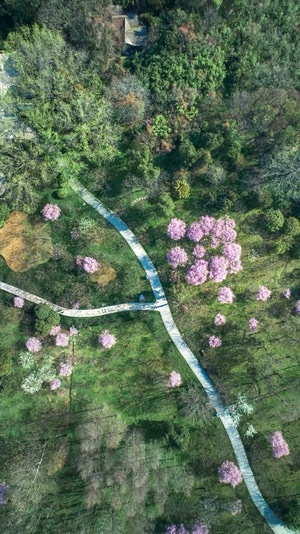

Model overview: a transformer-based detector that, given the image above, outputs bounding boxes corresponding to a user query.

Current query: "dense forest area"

[0,0,300,532]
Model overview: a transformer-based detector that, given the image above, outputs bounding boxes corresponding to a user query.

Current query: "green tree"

[263,147,300,202]
[264,209,285,233]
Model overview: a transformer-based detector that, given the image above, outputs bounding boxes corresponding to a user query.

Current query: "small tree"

[264,209,285,232]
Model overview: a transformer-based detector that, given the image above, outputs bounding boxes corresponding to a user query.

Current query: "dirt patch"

[89,262,116,286]
[0,211,53,272]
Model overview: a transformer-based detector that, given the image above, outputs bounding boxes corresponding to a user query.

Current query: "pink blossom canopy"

[186,222,204,243]
[270,431,290,459]
[249,318,258,332]
[199,215,216,236]
[218,287,235,304]
[208,335,222,348]
[209,255,228,282]
[168,371,182,388]
[167,246,188,268]
[282,289,291,300]
[214,313,226,326]
[186,260,208,286]
[14,296,24,308]
[69,326,78,336]
[218,460,243,488]
[167,218,187,240]
[26,337,42,353]
[59,362,73,377]
[295,300,300,315]
[50,325,61,336]
[256,285,271,301]
[191,522,210,534]
[99,329,116,349]
[42,203,61,221]
[55,333,69,347]
[76,256,99,274]
[192,245,206,259]
[50,378,61,391]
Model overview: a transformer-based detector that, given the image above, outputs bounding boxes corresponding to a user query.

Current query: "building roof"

[110,6,147,47]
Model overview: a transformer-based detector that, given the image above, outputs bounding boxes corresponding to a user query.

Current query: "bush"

[264,209,285,232]
[173,179,191,200]
[157,193,174,218]
[284,217,300,236]
[35,304,60,336]
[0,350,11,376]
[273,237,293,255]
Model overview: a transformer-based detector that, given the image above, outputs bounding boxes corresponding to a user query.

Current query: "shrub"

[99,330,116,349]
[41,203,61,221]
[0,203,10,228]
[264,209,285,232]
[284,217,300,236]
[168,371,182,388]
[273,237,293,255]
[0,350,11,377]
[26,337,42,353]
[173,179,191,199]
[14,296,24,308]
[157,193,174,218]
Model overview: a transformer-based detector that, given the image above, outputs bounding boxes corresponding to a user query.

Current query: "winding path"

[0,178,292,533]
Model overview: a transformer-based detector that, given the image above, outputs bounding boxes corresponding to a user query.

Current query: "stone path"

[0,179,292,533]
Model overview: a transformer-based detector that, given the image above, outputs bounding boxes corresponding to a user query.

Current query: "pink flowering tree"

[256,285,271,301]
[191,522,209,534]
[186,260,208,285]
[14,296,24,308]
[167,218,186,240]
[218,287,235,304]
[167,246,188,268]
[270,431,290,458]
[186,222,204,242]
[295,300,300,315]
[41,204,61,221]
[208,335,222,348]
[50,378,61,391]
[282,289,291,300]
[214,313,226,326]
[59,362,73,377]
[209,256,228,283]
[99,330,116,349]
[55,333,69,347]
[199,215,216,236]
[218,460,243,488]
[69,326,78,336]
[168,371,182,387]
[76,256,99,274]
[249,318,258,332]
[165,526,177,534]
[26,337,42,353]
[50,325,61,336]
[193,245,206,259]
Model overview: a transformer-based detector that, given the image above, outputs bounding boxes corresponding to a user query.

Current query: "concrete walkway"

[0,179,292,533]
[68,178,292,534]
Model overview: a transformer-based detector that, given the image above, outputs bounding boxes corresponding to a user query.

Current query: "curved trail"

[0,179,292,533]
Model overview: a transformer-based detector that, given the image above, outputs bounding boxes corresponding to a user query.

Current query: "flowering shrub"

[249,318,258,332]
[167,218,186,240]
[208,335,222,348]
[42,203,61,221]
[50,378,61,391]
[0,482,8,505]
[214,313,226,326]
[270,431,290,458]
[282,288,291,299]
[168,371,182,387]
[14,296,24,308]
[59,362,73,377]
[21,372,43,394]
[55,333,69,347]
[186,222,204,242]
[256,285,271,301]
[19,351,35,369]
[167,246,188,268]
[50,325,61,336]
[99,330,116,349]
[209,255,228,282]
[218,460,243,488]
[192,245,206,259]
[69,326,78,336]
[76,255,99,273]
[26,337,42,353]
[186,260,208,285]
[218,287,235,304]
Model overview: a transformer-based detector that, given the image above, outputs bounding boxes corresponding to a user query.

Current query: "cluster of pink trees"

[99,330,116,349]
[41,204,61,221]
[165,521,209,534]
[218,460,243,488]
[166,216,242,286]
[168,371,182,387]
[25,337,42,353]
[270,431,290,458]
[76,255,99,274]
